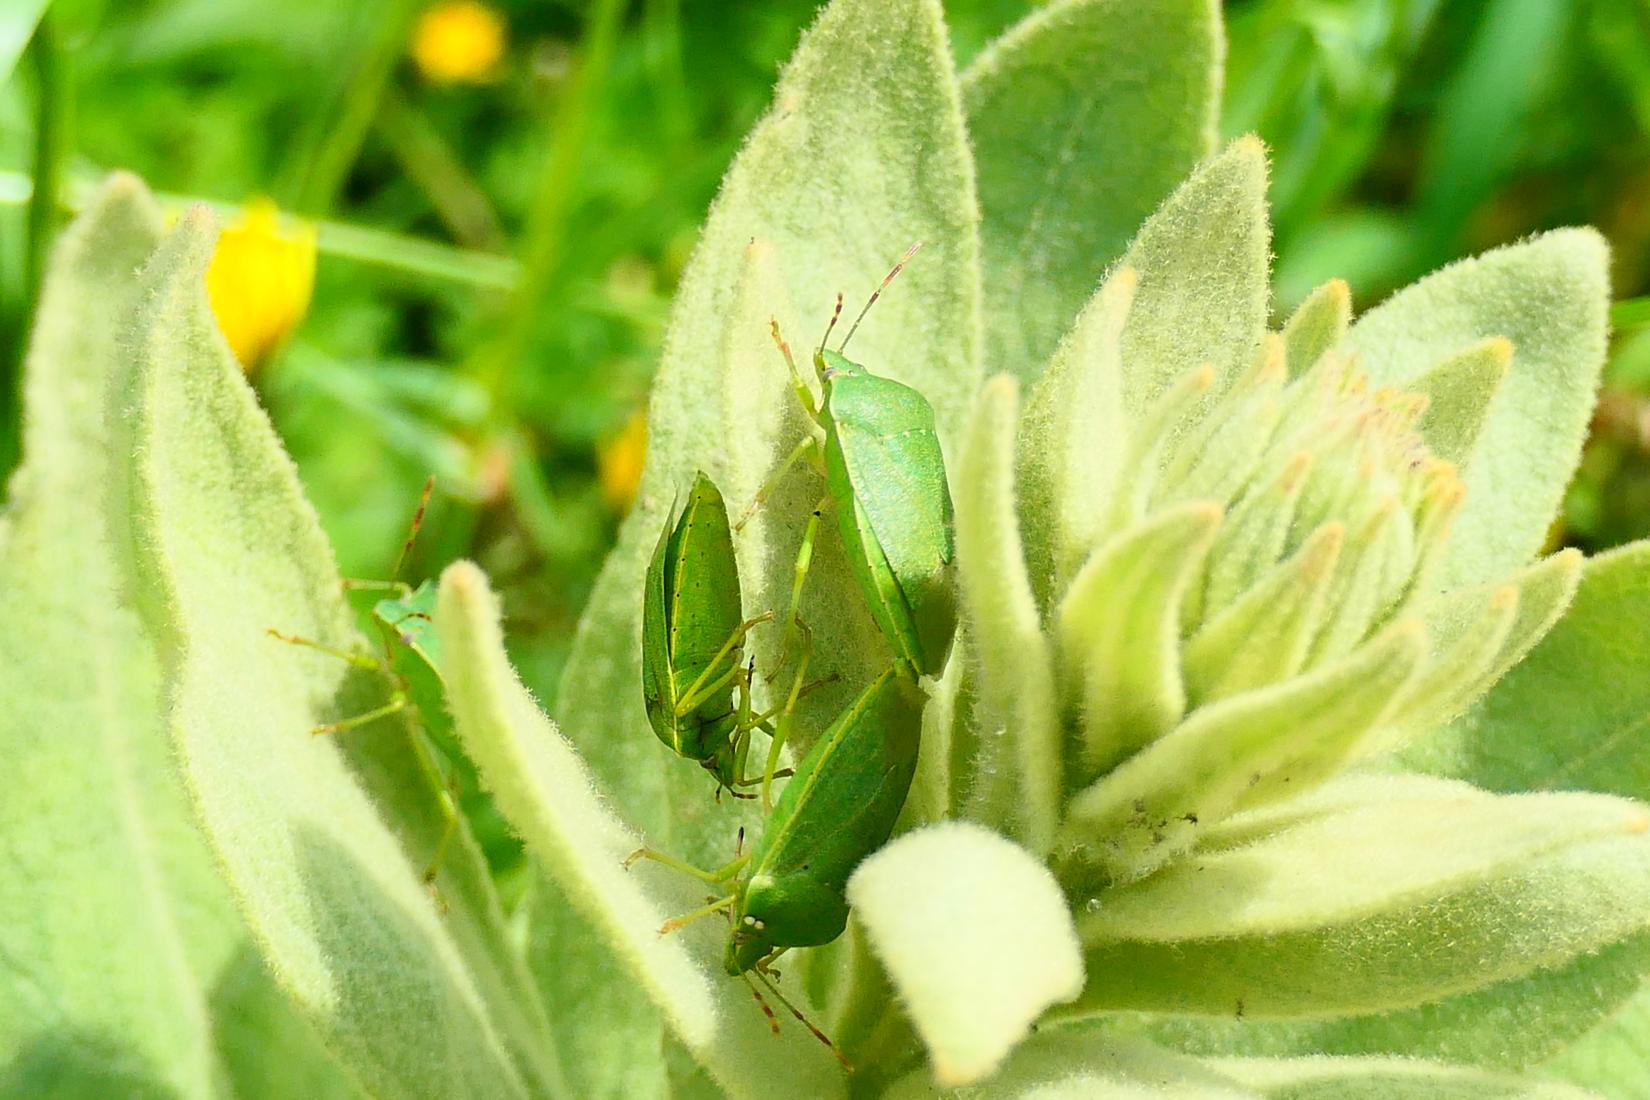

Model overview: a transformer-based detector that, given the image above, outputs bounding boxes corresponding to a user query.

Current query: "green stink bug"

[643,470,828,798]
[643,471,767,795]
[267,477,488,889]
[626,661,923,1058]
[750,247,957,682]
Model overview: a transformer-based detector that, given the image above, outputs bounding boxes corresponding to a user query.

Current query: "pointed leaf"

[436,562,847,1100]
[0,176,226,1100]
[883,1032,1258,1099]
[955,377,1061,852]
[1281,279,1351,377]
[1060,620,1426,882]
[1410,337,1512,465]
[962,0,1219,382]
[114,211,538,1100]
[1070,775,1650,1018]
[1057,502,1223,777]
[1214,1056,1602,1099]
[1116,136,1272,415]
[557,0,980,874]
[1016,267,1135,607]
[847,823,1082,1087]
[1183,521,1341,704]
[1346,230,1609,587]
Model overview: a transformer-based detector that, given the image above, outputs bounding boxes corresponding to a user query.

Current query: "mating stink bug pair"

[633,251,958,1058]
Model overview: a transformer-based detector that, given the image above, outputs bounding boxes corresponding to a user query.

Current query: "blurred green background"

[6,0,1650,708]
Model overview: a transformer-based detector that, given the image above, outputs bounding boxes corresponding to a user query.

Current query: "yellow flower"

[412,0,506,85]
[205,198,316,371]
[598,410,648,513]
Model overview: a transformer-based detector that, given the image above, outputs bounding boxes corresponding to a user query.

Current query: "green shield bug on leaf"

[747,245,957,681]
[643,470,798,797]
[266,477,476,889]
[626,661,923,1063]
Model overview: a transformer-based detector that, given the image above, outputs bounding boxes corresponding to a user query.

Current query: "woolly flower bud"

[204,198,315,371]
[976,273,1580,887]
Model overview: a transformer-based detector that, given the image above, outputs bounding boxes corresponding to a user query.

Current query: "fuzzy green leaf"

[1544,987,1650,1099]
[1115,136,1272,415]
[523,882,671,1100]
[883,1032,1258,1099]
[1281,279,1352,378]
[1016,267,1135,608]
[847,823,1082,1086]
[2,176,222,1099]
[556,0,980,872]
[0,176,354,1099]
[1409,337,1512,466]
[1417,542,1649,795]
[435,562,847,1100]
[1069,775,1650,1019]
[1346,230,1610,589]
[1143,928,1650,1074]
[955,377,1061,852]
[1212,1056,1602,1099]
[962,0,1220,382]
[1056,502,1223,778]
[1404,541,1650,1092]
[113,210,547,1100]
[1060,620,1425,882]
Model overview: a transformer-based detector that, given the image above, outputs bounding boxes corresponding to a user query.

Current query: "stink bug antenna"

[817,293,845,355]
[838,240,922,354]
[390,475,436,582]
[743,976,782,1036]
[751,966,851,1068]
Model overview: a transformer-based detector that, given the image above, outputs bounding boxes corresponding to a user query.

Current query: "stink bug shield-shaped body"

[758,247,958,680]
[724,662,923,973]
[817,349,955,678]
[642,472,761,791]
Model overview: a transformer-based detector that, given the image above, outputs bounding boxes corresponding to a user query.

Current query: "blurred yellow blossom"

[597,410,648,513]
[205,198,316,371]
[412,1,506,85]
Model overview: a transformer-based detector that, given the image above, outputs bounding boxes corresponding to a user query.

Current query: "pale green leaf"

[955,377,1061,853]
[1060,620,1425,883]
[0,174,225,1100]
[1409,337,1512,466]
[1069,775,1650,1018]
[1405,542,1650,1091]
[523,883,669,1100]
[556,0,980,873]
[1213,1055,1602,1099]
[1384,549,1581,749]
[1015,267,1135,608]
[1281,279,1351,378]
[1415,542,1649,795]
[1056,502,1223,778]
[0,175,355,1099]
[847,823,1083,1087]
[1115,136,1272,415]
[1544,984,1650,1099]
[1143,929,1650,1073]
[962,0,1220,382]
[434,562,847,1100]
[114,211,540,1100]
[882,1031,1258,1099]
[1346,230,1610,588]
[1131,792,1650,1071]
